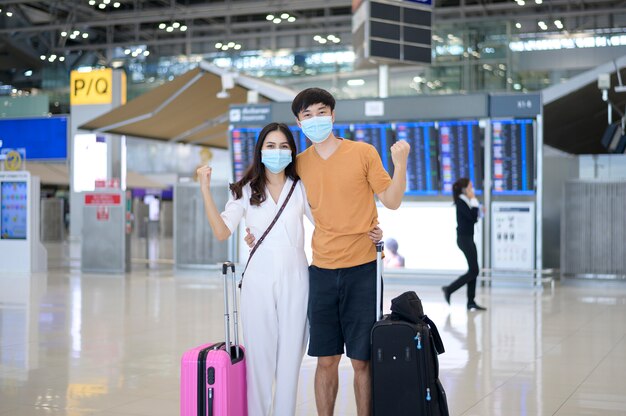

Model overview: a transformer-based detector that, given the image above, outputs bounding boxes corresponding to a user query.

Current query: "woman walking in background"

[442,177,487,311]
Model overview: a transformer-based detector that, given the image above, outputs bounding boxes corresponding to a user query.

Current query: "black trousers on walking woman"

[448,234,479,304]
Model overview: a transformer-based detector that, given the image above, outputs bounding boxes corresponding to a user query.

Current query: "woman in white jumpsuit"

[197,123,381,416]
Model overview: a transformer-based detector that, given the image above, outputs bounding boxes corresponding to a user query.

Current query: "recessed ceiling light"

[166,27,174,32]
[143,50,150,56]
[273,18,281,24]
[40,55,46,60]
[103,0,111,4]
[515,22,521,29]
[124,48,131,54]
[59,56,65,62]
[159,23,166,29]
[287,16,296,22]
[180,25,187,31]
[113,2,120,7]
[89,0,96,5]
[215,42,223,48]
[82,33,88,38]
[6,11,13,17]
[281,13,289,19]
[61,31,67,37]
[172,22,180,29]
[234,44,241,50]
[228,42,235,47]
[98,3,105,9]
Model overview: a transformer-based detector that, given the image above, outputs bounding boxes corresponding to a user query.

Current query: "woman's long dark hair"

[452,177,470,204]
[229,123,299,206]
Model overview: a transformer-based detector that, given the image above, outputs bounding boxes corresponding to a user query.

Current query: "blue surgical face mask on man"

[261,149,292,174]
[300,116,333,144]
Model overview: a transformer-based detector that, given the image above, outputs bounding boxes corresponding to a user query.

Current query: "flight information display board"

[438,121,484,194]
[492,119,534,194]
[353,123,393,169]
[231,120,489,197]
[231,127,261,181]
[395,122,439,195]
[289,126,305,153]
[1,181,28,240]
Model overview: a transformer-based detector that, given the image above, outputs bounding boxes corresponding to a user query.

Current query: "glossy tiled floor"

[1,242,626,415]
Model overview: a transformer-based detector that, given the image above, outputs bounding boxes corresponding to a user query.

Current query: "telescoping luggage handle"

[376,242,384,321]
[222,262,240,360]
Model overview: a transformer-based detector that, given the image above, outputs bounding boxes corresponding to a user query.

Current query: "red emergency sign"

[84,194,121,205]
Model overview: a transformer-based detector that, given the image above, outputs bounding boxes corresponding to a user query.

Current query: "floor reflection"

[1,245,626,415]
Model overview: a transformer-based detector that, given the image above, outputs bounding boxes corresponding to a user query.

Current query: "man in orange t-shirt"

[293,88,410,416]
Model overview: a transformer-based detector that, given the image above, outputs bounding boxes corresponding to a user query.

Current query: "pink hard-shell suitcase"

[181,262,247,416]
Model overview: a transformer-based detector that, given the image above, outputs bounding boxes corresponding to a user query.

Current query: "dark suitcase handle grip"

[222,262,235,275]
[376,242,384,253]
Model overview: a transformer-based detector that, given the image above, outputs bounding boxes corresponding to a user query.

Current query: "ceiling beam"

[53,25,353,52]
[0,0,351,34]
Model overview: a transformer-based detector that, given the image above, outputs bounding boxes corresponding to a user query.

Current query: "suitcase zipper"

[208,387,214,416]
[416,327,429,414]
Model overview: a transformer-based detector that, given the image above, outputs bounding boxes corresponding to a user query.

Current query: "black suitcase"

[371,243,449,416]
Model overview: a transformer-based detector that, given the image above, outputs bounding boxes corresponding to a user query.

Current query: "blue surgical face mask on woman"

[261,149,292,173]
[300,116,333,144]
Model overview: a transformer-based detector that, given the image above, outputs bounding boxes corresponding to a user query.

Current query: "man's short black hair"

[291,88,336,118]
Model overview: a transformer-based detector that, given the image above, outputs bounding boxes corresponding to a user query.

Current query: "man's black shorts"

[307,260,377,361]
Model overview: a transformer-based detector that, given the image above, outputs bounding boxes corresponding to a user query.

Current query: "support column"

[378,64,389,98]
[69,69,127,239]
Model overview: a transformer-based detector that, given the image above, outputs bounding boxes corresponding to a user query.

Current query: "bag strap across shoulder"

[239,179,299,287]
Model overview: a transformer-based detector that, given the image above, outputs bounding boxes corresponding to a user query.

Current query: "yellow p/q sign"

[70,69,113,105]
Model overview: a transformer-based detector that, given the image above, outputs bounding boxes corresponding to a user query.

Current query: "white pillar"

[378,64,389,98]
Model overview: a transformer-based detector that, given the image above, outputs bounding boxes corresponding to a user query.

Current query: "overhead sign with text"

[229,105,272,126]
[70,69,113,105]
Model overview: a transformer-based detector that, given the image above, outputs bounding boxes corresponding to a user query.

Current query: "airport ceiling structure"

[2,0,626,154]
[1,0,626,89]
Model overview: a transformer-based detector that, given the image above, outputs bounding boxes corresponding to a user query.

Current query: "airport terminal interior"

[1,0,626,415]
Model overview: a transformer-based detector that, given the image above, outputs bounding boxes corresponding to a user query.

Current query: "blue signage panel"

[403,0,433,5]
[0,117,68,160]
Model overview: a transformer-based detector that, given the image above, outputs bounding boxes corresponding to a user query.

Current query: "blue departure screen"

[492,119,534,195]
[438,120,484,194]
[231,127,261,182]
[0,117,68,160]
[395,122,439,195]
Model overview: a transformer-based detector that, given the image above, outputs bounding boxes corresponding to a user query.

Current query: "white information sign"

[491,201,535,270]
